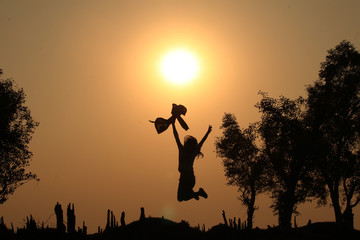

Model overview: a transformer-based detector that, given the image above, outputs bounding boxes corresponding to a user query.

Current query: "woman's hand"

[199,124,212,148]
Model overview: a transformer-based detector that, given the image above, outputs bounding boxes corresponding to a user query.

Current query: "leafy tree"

[0,77,39,204]
[216,113,266,229]
[307,40,360,229]
[256,92,321,229]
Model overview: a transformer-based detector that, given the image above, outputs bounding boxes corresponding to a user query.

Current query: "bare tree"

[256,93,320,229]
[0,77,39,204]
[307,40,360,229]
[216,113,266,229]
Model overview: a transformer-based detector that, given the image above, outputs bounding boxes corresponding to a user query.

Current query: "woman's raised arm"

[172,122,183,149]
[198,125,212,149]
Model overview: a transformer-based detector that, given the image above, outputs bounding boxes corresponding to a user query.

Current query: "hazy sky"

[1,0,360,233]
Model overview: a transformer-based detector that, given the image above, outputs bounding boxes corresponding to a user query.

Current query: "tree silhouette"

[0,77,39,204]
[256,92,320,229]
[307,40,360,229]
[216,113,266,229]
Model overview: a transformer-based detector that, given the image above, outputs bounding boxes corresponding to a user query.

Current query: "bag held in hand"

[150,104,189,134]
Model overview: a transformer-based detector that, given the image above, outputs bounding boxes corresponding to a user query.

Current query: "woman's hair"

[184,135,204,158]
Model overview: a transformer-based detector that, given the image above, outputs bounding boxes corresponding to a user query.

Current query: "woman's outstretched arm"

[198,125,212,149]
[172,122,183,149]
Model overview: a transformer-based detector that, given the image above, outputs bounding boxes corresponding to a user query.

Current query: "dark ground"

[1,218,359,240]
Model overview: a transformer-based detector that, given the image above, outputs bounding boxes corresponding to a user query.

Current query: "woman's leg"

[177,171,197,201]
[197,188,208,199]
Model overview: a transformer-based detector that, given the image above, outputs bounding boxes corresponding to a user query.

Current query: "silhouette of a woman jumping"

[172,121,212,201]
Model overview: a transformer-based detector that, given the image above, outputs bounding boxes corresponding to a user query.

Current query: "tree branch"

[350,196,360,208]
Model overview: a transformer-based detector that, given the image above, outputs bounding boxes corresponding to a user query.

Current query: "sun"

[160,49,199,84]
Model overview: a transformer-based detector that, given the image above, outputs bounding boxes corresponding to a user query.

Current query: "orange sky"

[1,0,360,233]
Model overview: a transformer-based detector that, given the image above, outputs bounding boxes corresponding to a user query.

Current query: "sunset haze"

[1,0,360,233]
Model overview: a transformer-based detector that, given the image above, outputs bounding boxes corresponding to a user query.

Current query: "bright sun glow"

[160,49,199,84]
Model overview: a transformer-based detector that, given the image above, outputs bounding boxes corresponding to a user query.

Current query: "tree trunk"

[278,204,294,229]
[278,190,296,229]
[341,184,356,230]
[246,186,257,230]
[342,206,354,230]
[328,182,342,224]
[247,202,254,229]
